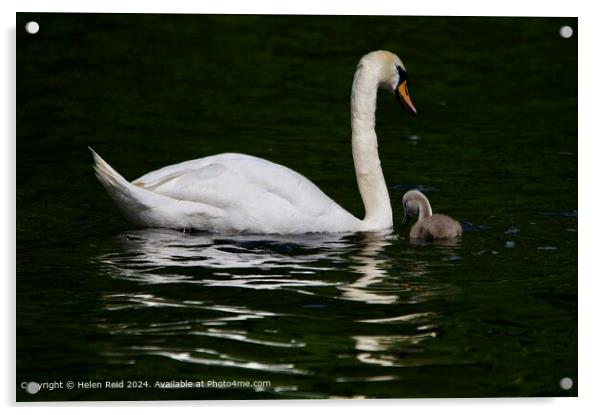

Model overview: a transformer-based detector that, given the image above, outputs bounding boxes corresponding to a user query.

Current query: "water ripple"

[93,228,459,390]
[150,350,308,375]
[191,328,306,348]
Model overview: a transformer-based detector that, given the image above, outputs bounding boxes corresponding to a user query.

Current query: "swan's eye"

[396,65,408,84]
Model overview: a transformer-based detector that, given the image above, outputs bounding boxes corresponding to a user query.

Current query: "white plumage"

[92,50,416,234]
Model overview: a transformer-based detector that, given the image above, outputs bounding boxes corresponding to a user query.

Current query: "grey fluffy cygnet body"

[402,190,462,241]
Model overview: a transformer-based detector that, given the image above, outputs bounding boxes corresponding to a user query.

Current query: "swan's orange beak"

[396,80,417,115]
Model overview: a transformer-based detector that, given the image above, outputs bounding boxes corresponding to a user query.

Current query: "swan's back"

[134,153,335,214]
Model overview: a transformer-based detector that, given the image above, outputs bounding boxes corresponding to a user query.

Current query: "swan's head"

[401,190,430,223]
[359,50,417,115]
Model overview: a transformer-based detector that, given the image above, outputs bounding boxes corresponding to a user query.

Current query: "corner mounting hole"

[25,21,39,34]
[560,377,573,390]
[559,25,573,38]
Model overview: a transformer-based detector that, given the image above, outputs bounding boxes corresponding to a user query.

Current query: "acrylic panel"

[16,13,577,401]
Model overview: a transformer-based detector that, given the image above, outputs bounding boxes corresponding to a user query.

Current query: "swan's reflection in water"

[100,229,351,287]
[96,228,458,396]
[339,231,398,304]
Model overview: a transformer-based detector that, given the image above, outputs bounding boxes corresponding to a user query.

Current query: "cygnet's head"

[402,190,432,223]
[358,50,417,115]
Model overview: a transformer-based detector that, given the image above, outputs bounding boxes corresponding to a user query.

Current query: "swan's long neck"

[351,64,393,230]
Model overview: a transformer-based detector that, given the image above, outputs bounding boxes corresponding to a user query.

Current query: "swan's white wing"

[132,153,250,188]
[131,153,360,233]
[135,154,335,214]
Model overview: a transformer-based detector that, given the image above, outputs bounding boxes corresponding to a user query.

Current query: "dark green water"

[17,14,577,400]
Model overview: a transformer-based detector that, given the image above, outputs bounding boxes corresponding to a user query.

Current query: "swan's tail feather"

[89,147,151,220]
[90,148,225,230]
[90,147,128,190]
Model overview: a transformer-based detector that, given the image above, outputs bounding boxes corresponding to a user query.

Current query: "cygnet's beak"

[396,80,417,115]
[401,205,409,225]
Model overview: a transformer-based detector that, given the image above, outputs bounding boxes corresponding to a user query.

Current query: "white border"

[11,0,581,16]
[3,1,600,414]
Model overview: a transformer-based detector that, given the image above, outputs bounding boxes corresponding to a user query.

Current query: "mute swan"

[92,50,417,234]
[402,190,462,241]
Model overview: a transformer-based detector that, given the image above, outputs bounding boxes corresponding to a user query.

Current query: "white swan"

[91,50,417,234]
